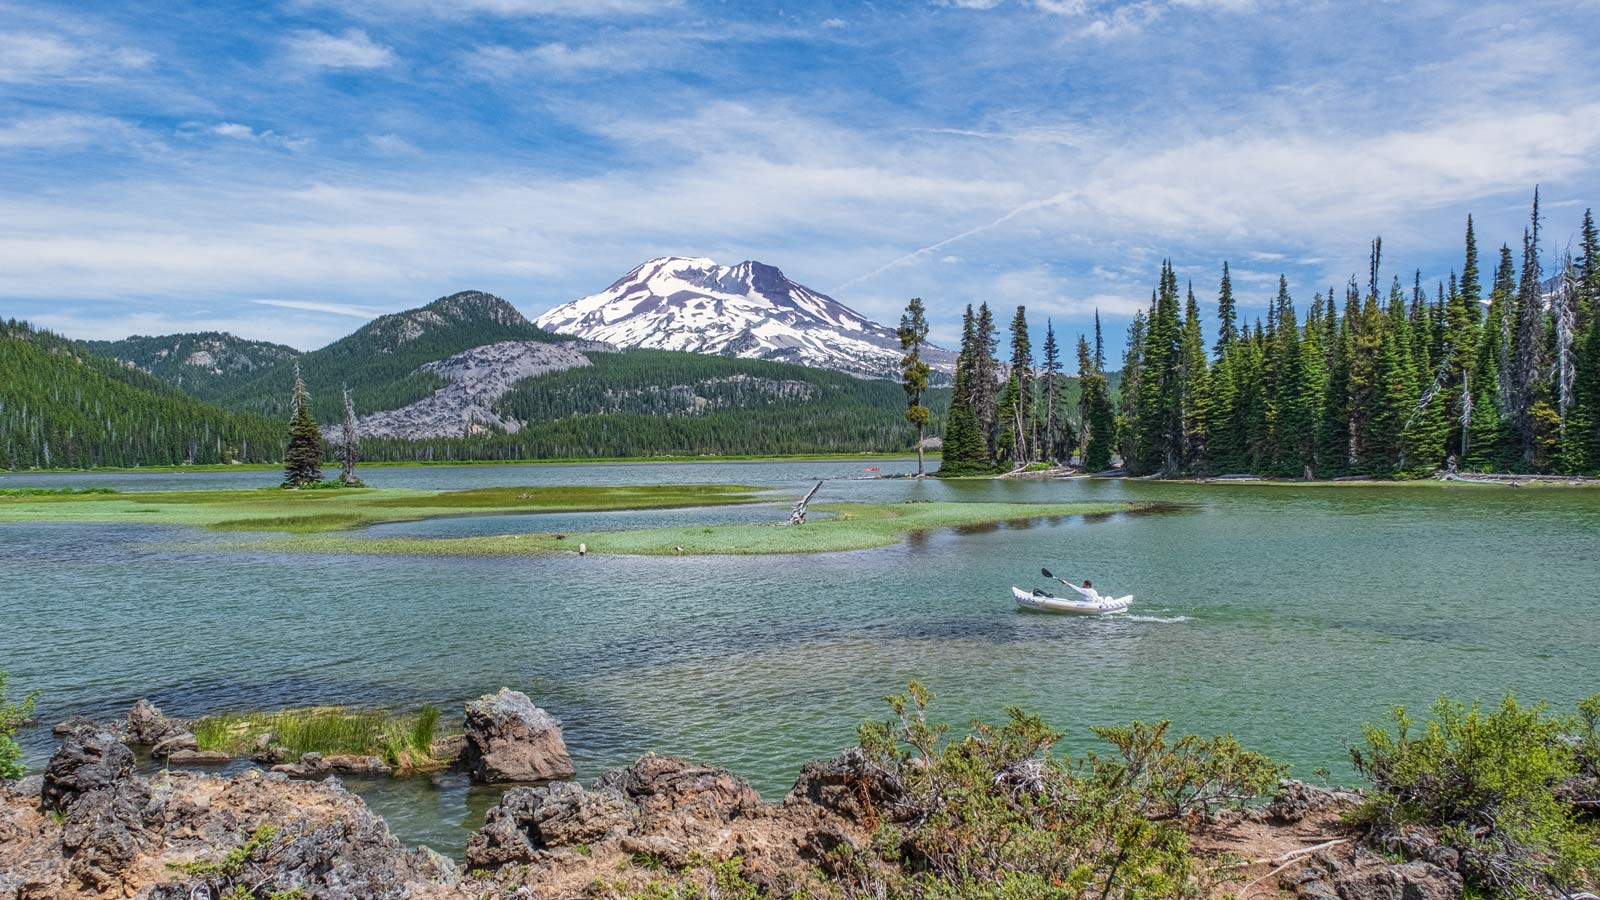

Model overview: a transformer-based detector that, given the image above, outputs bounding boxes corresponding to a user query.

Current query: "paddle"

[1041,567,1068,584]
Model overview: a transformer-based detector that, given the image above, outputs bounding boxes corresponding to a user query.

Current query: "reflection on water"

[3,462,1598,858]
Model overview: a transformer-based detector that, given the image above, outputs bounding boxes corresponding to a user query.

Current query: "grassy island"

[255,499,1137,556]
[0,483,770,532]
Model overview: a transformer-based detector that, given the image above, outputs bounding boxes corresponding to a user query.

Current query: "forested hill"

[355,349,953,462]
[85,332,299,402]
[0,320,282,469]
[213,291,560,421]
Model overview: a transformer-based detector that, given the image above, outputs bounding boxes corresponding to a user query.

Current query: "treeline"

[0,320,283,469]
[942,192,1600,478]
[938,302,1117,475]
[356,393,950,462]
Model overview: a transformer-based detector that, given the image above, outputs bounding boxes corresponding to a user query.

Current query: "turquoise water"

[3,459,1598,856]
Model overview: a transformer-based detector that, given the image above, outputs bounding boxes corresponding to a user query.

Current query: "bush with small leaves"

[1352,694,1600,898]
[0,671,38,780]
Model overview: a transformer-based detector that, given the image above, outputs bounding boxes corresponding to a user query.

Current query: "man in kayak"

[1057,578,1103,603]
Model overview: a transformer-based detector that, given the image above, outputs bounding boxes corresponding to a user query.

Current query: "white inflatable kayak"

[1012,586,1133,615]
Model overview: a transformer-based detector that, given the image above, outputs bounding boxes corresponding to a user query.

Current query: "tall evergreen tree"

[1077,334,1115,472]
[1214,261,1236,357]
[938,306,988,475]
[1511,189,1550,466]
[283,363,324,487]
[1040,319,1062,461]
[1179,281,1210,470]
[1004,305,1033,461]
[897,298,933,476]
[973,303,1001,462]
[1118,311,1146,467]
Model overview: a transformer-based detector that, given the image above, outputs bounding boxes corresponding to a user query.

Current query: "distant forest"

[941,191,1600,478]
[0,321,283,469]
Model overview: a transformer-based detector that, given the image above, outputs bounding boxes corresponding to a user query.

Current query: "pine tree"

[1040,320,1062,462]
[338,384,362,486]
[1118,311,1146,467]
[1511,189,1550,467]
[1134,263,1183,475]
[1179,281,1210,470]
[897,298,933,476]
[1077,333,1115,472]
[283,363,324,487]
[973,303,1000,462]
[1006,305,1032,461]
[938,306,988,476]
[1214,261,1236,357]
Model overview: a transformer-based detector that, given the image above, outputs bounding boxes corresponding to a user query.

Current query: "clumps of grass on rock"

[1351,693,1600,898]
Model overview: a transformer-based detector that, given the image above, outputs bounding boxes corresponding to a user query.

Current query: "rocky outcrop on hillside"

[339,340,614,440]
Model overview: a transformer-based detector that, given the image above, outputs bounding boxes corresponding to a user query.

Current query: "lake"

[3,458,1598,856]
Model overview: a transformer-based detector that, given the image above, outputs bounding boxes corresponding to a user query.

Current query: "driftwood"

[1235,838,1349,898]
[789,481,823,525]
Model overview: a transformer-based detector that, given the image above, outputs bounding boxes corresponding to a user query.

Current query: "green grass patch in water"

[0,483,768,533]
[192,705,449,770]
[257,499,1139,557]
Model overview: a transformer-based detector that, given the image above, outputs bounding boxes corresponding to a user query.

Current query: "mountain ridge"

[536,256,955,380]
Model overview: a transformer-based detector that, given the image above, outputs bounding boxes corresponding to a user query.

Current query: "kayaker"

[1057,577,1103,603]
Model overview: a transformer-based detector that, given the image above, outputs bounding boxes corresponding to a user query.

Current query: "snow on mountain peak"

[536,257,953,380]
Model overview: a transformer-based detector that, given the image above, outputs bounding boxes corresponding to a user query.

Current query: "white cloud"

[285,29,395,70]
[254,299,388,318]
[0,31,151,83]
[296,0,680,18]
[368,133,420,155]
[0,114,135,150]
[821,18,847,29]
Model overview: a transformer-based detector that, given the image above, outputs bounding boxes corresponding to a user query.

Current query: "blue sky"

[2,0,1597,355]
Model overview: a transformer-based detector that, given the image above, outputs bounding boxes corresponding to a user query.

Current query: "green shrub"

[1,671,38,780]
[177,824,307,899]
[837,681,1280,900]
[1352,694,1600,898]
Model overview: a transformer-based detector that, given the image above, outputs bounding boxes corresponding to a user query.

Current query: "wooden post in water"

[789,481,823,525]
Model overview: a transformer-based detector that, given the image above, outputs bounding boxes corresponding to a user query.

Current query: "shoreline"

[0,452,928,477]
[7,688,1591,899]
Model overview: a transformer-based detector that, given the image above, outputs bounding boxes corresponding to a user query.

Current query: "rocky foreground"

[0,725,1480,900]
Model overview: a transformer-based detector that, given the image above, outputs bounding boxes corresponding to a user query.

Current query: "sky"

[2,0,1598,356]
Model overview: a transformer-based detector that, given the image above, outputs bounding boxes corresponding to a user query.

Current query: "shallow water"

[4,459,1598,857]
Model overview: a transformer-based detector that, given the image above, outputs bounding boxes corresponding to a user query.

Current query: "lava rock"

[468,780,637,868]
[461,688,575,784]
[166,749,231,766]
[1267,779,1363,824]
[788,747,903,822]
[42,726,135,811]
[1333,860,1463,900]
[599,753,763,829]
[124,699,190,747]
[150,731,200,758]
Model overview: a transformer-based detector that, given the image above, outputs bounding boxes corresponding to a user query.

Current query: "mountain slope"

[356,348,951,461]
[535,257,956,380]
[214,291,560,421]
[0,321,281,469]
[85,332,300,402]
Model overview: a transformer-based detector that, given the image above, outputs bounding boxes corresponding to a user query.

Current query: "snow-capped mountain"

[535,257,955,380]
